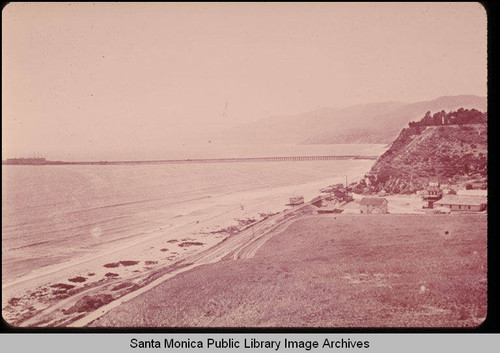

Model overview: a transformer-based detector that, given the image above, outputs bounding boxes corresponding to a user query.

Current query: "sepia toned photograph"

[2,2,487,328]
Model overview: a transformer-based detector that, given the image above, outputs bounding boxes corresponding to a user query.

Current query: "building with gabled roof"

[359,197,388,214]
[434,195,487,212]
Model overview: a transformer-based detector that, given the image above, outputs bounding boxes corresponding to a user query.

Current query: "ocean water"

[2,145,384,282]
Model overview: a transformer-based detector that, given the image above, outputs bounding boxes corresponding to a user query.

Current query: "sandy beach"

[2,163,372,327]
[2,159,488,328]
[5,154,484,327]
[88,213,487,328]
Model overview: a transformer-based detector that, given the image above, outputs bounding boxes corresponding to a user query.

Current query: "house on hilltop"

[359,197,388,214]
[434,195,487,212]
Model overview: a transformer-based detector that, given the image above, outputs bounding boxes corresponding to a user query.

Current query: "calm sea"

[2,144,385,281]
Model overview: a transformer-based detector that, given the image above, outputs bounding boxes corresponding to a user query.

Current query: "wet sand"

[3,175,361,327]
[88,214,487,328]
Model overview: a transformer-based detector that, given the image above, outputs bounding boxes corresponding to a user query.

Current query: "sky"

[2,2,487,161]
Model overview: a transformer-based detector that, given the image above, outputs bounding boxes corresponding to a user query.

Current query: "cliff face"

[358,123,487,194]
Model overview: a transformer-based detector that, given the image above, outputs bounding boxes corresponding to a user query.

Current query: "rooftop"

[437,195,487,206]
[456,189,487,197]
[359,197,387,206]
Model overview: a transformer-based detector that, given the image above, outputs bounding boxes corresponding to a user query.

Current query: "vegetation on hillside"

[354,108,487,194]
[408,108,487,128]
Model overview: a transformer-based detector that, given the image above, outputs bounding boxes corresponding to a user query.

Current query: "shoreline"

[3,171,367,327]
[3,197,314,327]
[3,175,486,327]
[87,213,487,328]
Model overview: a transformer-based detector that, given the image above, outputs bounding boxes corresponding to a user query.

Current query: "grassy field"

[90,214,487,328]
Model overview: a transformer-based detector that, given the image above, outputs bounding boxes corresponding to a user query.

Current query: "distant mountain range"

[207,95,487,145]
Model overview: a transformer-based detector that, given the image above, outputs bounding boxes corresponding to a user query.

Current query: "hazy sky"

[2,2,487,160]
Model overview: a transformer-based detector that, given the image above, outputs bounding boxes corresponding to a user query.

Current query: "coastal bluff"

[354,108,487,194]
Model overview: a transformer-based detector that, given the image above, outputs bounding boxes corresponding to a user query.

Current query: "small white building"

[289,196,304,206]
[359,197,388,214]
[434,195,487,212]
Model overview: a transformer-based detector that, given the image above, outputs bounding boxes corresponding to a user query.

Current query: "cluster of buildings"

[420,181,487,212]
[289,180,487,216]
[288,184,353,214]
[356,180,487,215]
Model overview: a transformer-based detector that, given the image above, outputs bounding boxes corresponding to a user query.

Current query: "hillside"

[356,109,487,194]
[302,95,487,144]
[206,95,486,145]
[207,101,406,145]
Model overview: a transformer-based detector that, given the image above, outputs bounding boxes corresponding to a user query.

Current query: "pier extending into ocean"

[3,155,378,165]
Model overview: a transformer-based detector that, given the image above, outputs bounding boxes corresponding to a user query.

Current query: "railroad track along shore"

[17,201,318,327]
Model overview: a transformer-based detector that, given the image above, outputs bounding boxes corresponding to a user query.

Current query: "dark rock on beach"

[63,294,114,314]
